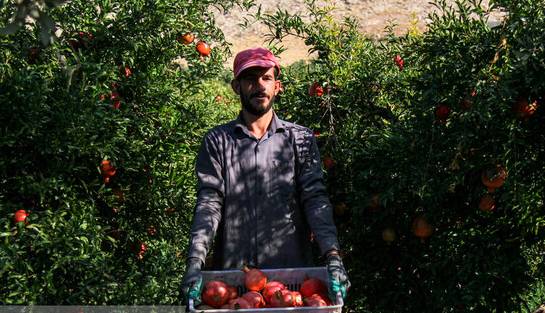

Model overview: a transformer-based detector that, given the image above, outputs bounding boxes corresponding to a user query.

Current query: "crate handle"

[336,292,344,306]
[187,298,195,312]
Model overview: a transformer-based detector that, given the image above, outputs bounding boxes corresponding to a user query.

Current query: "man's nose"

[254,78,267,90]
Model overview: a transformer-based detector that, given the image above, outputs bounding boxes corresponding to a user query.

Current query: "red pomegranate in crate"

[242,291,265,308]
[304,293,329,307]
[269,289,294,307]
[228,297,252,309]
[300,277,327,298]
[242,266,268,292]
[262,281,286,304]
[202,280,230,308]
[292,291,304,307]
[227,285,238,300]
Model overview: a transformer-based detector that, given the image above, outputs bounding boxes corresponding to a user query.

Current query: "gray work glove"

[181,257,203,308]
[326,253,351,304]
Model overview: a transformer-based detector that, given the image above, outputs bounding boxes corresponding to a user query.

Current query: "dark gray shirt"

[188,111,339,269]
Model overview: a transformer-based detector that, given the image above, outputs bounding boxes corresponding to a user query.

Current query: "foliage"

[0,0,250,304]
[257,0,545,312]
[2,0,545,311]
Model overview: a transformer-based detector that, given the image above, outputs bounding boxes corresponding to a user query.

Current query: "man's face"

[231,67,281,117]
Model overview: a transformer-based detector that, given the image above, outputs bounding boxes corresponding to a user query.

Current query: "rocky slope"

[213,0,504,65]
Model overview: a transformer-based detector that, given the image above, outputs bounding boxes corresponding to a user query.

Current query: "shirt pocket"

[267,162,297,226]
[269,159,296,202]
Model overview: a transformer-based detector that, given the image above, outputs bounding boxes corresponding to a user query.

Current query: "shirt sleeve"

[295,129,340,256]
[187,131,225,265]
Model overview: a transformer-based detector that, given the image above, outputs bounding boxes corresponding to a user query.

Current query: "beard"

[240,90,275,117]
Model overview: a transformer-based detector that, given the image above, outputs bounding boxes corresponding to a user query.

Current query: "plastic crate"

[188,267,343,313]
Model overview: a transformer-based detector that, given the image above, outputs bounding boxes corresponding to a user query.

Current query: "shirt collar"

[233,110,285,136]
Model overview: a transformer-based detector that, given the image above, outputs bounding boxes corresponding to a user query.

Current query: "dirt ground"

[213,0,503,66]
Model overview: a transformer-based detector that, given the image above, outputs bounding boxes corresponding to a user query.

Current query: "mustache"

[250,92,268,98]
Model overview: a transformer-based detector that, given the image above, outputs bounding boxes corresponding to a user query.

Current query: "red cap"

[233,47,280,79]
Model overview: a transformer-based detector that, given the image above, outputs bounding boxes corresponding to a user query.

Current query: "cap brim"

[235,60,279,78]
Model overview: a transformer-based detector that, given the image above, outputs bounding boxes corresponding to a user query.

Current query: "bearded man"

[181,47,350,307]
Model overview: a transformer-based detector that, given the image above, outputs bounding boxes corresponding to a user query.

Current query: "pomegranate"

[304,293,329,307]
[323,156,335,170]
[308,82,324,97]
[228,297,252,310]
[68,31,94,50]
[435,104,451,121]
[202,280,230,308]
[122,66,132,78]
[135,241,147,260]
[112,99,121,110]
[100,159,113,172]
[513,96,538,120]
[242,291,265,308]
[262,281,286,304]
[481,165,507,193]
[479,194,496,212]
[242,266,267,292]
[292,291,304,307]
[178,32,195,45]
[300,278,327,298]
[227,285,238,300]
[394,54,404,71]
[14,209,29,224]
[110,91,120,102]
[412,216,433,240]
[100,160,116,183]
[269,289,294,308]
[196,41,211,57]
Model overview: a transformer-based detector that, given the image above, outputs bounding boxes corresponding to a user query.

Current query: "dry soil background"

[213,0,503,66]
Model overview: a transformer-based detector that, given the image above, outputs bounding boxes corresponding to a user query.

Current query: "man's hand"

[326,252,350,304]
[181,257,203,308]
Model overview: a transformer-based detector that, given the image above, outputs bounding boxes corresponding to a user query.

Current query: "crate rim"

[201,266,328,275]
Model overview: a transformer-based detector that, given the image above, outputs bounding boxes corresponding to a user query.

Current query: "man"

[181,47,350,306]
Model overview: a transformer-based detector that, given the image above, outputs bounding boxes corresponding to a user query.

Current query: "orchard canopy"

[1,0,544,312]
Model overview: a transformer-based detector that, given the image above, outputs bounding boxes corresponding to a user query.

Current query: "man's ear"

[274,80,282,95]
[231,79,240,95]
